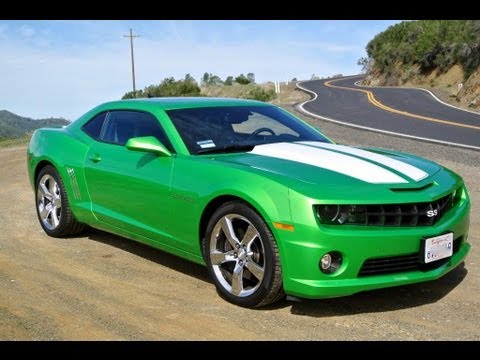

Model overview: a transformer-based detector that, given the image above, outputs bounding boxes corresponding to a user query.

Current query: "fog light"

[320,254,332,270]
[319,251,342,274]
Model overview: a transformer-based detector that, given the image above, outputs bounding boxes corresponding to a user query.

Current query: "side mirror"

[126,136,172,157]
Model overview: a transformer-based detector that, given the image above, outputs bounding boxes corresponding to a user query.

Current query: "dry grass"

[200,82,309,105]
[0,134,31,148]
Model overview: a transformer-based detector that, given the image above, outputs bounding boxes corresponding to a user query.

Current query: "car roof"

[101,97,271,111]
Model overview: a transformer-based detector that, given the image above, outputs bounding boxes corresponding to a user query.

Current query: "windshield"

[166,105,331,155]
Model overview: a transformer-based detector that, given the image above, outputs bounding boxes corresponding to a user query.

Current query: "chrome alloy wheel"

[37,174,62,230]
[210,214,265,297]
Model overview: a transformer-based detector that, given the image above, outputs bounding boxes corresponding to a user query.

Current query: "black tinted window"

[82,112,107,139]
[100,110,173,151]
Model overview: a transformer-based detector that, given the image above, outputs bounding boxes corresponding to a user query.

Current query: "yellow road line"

[324,79,480,131]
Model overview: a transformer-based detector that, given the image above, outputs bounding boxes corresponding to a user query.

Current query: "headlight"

[316,205,340,223]
[315,205,367,225]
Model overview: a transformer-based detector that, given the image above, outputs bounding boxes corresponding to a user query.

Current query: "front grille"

[355,193,455,226]
[315,189,462,227]
[358,236,462,277]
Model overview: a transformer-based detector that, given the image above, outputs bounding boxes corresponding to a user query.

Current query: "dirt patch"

[1,120,479,339]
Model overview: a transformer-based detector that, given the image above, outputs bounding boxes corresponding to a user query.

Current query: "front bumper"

[276,192,471,299]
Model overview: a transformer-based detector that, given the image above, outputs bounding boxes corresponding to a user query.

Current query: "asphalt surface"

[298,76,480,150]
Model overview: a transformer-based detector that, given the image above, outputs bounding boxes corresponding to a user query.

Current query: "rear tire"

[204,201,284,308]
[35,165,85,237]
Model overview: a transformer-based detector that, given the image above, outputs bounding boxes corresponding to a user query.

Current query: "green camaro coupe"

[27,98,471,307]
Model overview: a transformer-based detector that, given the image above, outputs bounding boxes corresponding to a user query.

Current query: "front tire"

[204,201,284,308]
[35,165,85,237]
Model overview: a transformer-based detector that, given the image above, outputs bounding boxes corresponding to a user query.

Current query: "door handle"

[88,154,102,163]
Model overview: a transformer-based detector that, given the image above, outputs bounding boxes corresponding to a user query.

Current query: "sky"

[0,20,400,120]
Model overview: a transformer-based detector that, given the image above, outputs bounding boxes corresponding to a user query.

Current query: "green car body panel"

[27,98,471,301]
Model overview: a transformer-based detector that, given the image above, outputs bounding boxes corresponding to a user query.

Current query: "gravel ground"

[0,113,478,340]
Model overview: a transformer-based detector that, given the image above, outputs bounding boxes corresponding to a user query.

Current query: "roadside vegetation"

[364,20,480,79]
[121,72,277,102]
[362,20,480,110]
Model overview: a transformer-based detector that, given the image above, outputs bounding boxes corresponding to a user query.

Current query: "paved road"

[298,76,480,150]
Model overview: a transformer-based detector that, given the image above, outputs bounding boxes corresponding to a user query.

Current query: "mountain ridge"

[0,110,70,139]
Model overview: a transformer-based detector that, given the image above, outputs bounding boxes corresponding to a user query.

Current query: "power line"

[123,28,140,96]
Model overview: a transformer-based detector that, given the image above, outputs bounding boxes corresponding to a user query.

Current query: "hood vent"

[390,182,434,192]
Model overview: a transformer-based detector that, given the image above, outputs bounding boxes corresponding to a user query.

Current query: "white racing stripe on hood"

[250,142,408,184]
[301,141,428,181]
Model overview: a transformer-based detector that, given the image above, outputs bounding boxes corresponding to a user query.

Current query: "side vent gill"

[66,167,81,200]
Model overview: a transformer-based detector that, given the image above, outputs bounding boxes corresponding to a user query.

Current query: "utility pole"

[123,28,140,96]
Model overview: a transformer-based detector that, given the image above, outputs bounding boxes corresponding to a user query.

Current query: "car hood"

[211,141,442,189]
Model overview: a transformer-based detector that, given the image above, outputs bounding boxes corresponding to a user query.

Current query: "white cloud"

[18,25,35,38]
[0,24,7,39]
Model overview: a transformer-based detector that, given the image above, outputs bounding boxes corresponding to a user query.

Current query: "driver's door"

[83,110,176,245]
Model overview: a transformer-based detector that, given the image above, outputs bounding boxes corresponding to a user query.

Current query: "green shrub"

[243,86,277,102]
[122,74,201,99]
[235,74,251,85]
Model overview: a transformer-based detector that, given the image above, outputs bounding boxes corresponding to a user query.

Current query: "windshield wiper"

[196,144,255,155]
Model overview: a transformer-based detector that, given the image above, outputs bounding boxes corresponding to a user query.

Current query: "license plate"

[422,233,453,264]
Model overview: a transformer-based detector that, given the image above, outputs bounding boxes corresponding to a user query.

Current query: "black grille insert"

[358,236,462,277]
[349,192,456,226]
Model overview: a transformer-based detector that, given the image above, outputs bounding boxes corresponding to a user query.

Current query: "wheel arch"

[34,160,56,183]
[200,193,286,307]
[198,190,286,257]
[199,195,243,255]
[34,159,86,237]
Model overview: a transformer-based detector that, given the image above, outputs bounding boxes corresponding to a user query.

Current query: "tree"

[247,73,255,84]
[184,73,197,84]
[208,75,223,85]
[122,90,144,99]
[224,76,234,86]
[310,74,320,80]
[357,57,370,73]
[291,77,298,82]
[202,72,210,85]
[202,72,224,86]
[121,74,201,99]
[235,74,250,85]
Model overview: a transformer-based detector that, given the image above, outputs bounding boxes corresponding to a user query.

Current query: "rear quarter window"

[82,112,107,140]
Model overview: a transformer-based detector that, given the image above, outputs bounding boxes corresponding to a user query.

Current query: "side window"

[82,112,107,140]
[100,110,173,151]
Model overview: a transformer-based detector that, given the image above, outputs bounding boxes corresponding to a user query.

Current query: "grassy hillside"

[364,20,480,110]
[0,110,70,139]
